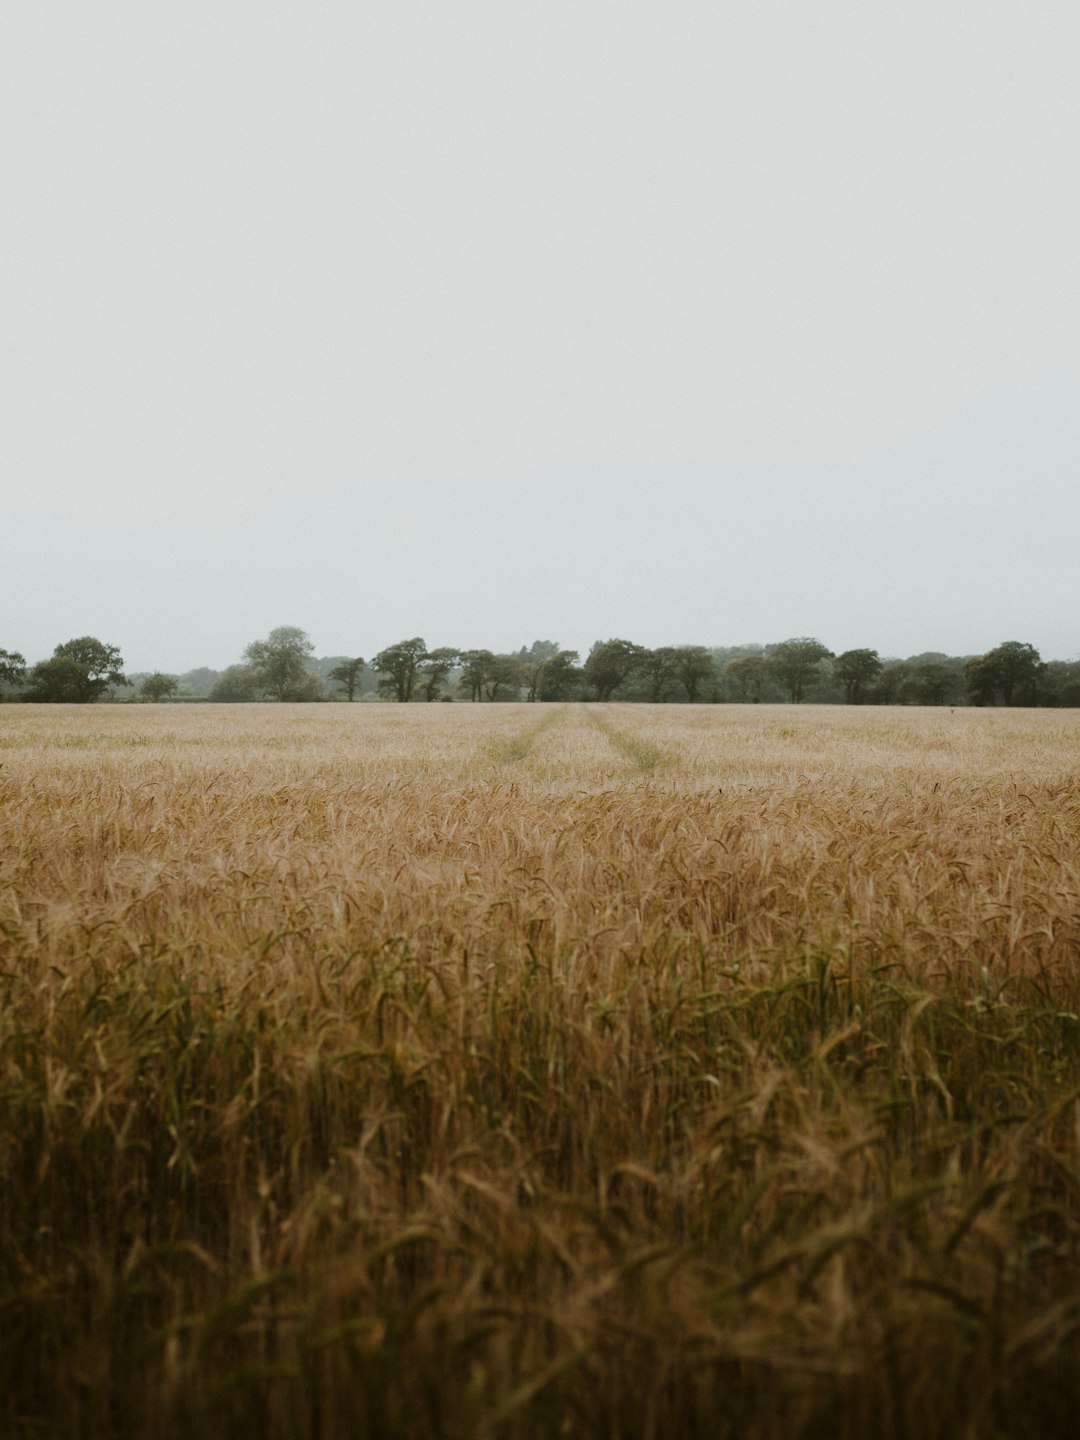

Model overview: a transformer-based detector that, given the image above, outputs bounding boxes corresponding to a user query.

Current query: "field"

[2,701,1079,1438]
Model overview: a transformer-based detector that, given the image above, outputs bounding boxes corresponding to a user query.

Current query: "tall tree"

[876,661,913,705]
[640,647,679,702]
[457,650,493,703]
[328,656,365,701]
[537,650,581,701]
[1043,660,1080,708]
[518,641,561,702]
[966,641,1044,706]
[27,637,127,703]
[456,650,521,701]
[911,663,954,706]
[483,654,523,701]
[373,638,427,702]
[833,649,882,704]
[244,626,317,701]
[725,655,767,703]
[583,639,645,702]
[671,645,716,703]
[0,649,26,691]
[419,647,459,701]
[766,637,833,704]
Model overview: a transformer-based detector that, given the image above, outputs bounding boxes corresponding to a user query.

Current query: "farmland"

[2,702,1079,1438]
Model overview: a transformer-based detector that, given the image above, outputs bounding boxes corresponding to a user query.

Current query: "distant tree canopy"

[965,641,1045,707]
[420,648,459,702]
[210,665,262,702]
[457,650,522,702]
[767,638,834,704]
[833,649,882,705]
[671,645,716,703]
[27,637,127,703]
[725,655,767,703]
[5,630,1076,706]
[373,638,428,703]
[141,672,178,703]
[584,639,646,702]
[518,641,567,703]
[0,649,26,691]
[536,650,581,701]
[639,646,678,703]
[328,656,365,702]
[244,626,320,701]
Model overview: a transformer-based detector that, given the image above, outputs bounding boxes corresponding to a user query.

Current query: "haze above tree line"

[3,630,1078,708]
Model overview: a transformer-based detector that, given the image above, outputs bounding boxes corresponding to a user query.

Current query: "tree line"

[3,631,1078,707]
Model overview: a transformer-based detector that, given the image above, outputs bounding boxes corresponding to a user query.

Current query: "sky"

[3,2,1078,673]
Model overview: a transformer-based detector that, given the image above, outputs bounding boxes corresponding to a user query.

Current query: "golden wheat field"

[1,701,1079,1439]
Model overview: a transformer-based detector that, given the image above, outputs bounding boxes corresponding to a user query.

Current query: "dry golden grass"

[1,702,1079,1438]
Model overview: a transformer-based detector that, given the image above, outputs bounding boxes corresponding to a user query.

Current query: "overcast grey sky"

[3,2,1077,672]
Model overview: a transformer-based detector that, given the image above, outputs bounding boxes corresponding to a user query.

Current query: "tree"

[457,650,494,703]
[456,650,521,701]
[210,665,261,702]
[537,650,581,701]
[766,637,833,704]
[141,672,178,702]
[725,655,767,703]
[966,641,1045,707]
[419,648,459,701]
[1043,660,1080,708]
[244,626,317,701]
[328,656,365,701]
[583,639,645,702]
[518,641,562,702]
[911,663,954,706]
[671,645,716,703]
[0,649,26,692]
[876,661,913,705]
[833,649,882,704]
[640,647,679,702]
[27,637,127,703]
[483,654,523,701]
[373,638,427,702]
[179,667,220,697]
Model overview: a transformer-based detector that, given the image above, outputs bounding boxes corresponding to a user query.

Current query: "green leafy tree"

[419,648,459,701]
[766,637,833,704]
[457,650,522,701]
[671,645,716,703]
[911,663,954,706]
[876,661,913,705]
[725,655,767,703]
[179,667,220,697]
[328,656,365,701]
[209,665,261,702]
[27,637,127,703]
[537,650,581,701]
[141,672,179,702]
[483,654,523,701]
[457,650,494,703]
[583,639,645,702]
[965,641,1045,707]
[244,626,317,701]
[0,649,26,692]
[964,656,996,707]
[833,649,882,704]
[640,647,679,702]
[373,638,427,702]
[1043,659,1080,708]
[518,641,561,702]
